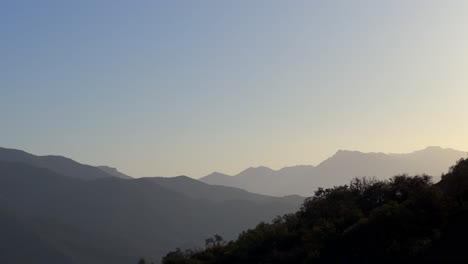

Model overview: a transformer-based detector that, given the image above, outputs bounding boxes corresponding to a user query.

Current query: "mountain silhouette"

[150,175,303,204]
[0,147,116,180]
[200,146,467,196]
[0,158,301,263]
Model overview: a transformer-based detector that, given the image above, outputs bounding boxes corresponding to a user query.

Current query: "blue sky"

[1,0,468,177]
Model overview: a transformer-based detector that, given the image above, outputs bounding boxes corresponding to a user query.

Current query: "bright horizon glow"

[1,1,468,177]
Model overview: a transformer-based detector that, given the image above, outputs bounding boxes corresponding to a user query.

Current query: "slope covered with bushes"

[161,157,468,263]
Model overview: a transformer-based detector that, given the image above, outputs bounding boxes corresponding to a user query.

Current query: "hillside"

[162,157,468,263]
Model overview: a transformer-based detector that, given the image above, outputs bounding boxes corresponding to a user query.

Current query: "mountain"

[150,175,303,204]
[0,161,302,264]
[0,147,115,180]
[200,172,233,186]
[0,205,73,264]
[97,165,132,179]
[200,146,467,196]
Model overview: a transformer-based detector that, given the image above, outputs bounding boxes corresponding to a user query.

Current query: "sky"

[1,0,468,178]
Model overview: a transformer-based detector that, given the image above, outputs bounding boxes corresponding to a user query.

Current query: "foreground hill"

[200,146,466,196]
[162,157,468,263]
[0,161,301,264]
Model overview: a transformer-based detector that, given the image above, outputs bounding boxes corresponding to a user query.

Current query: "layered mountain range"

[0,147,300,264]
[200,146,467,196]
[0,146,465,263]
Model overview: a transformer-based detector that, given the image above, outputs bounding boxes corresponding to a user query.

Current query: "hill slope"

[163,157,468,263]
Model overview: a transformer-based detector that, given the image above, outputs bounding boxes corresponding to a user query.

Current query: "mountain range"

[200,146,467,196]
[1,145,466,263]
[0,147,301,264]
[0,147,125,180]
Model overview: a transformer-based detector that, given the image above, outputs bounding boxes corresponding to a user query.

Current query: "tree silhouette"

[213,234,224,247]
[205,237,215,248]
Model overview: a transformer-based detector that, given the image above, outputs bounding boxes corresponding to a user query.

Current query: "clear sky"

[1,0,468,177]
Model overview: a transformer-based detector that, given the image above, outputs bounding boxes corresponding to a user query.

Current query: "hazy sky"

[1,0,468,177]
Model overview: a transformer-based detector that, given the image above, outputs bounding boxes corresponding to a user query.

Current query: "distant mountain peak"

[210,171,229,176]
[204,171,231,178]
[335,149,361,155]
[425,146,443,150]
[419,146,461,153]
[246,166,273,171]
[334,149,387,156]
[170,175,193,180]
[238,166,274,175]
[319,150,366,164]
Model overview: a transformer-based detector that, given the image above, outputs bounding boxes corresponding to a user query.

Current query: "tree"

[205,237,215,248]
[213,234,225,247]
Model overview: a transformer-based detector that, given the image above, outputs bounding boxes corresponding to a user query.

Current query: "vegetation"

[159,157,468,263]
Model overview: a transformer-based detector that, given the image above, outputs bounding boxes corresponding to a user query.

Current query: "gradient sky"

[1,0,468,177]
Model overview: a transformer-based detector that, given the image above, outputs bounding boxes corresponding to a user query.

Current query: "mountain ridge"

[200,146,467,196]
[97,165,132,179]
[0,147,124,180]
[0,161,302,264]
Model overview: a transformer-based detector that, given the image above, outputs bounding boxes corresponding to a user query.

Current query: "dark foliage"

[161,158,468,263]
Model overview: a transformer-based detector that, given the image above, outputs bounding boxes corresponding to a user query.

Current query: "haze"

[2,0,468,177]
